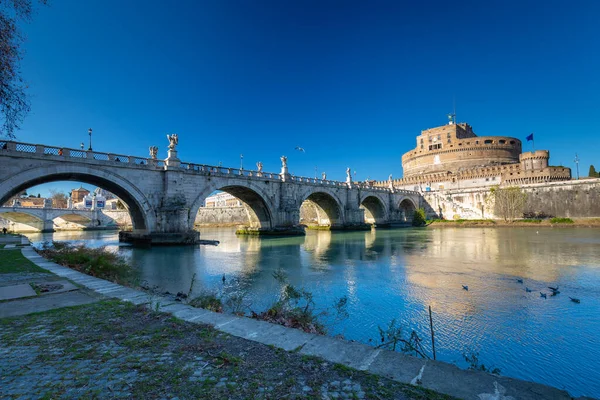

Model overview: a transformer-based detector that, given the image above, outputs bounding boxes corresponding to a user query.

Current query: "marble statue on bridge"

[149,146,158,159]
[280,156,287,168]
[167,134,179,150]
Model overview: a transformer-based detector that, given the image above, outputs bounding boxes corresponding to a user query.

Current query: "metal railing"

[0,140,404,193]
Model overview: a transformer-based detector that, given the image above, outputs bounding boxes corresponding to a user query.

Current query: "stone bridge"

[0,140,422,244]
[0,205,128,232]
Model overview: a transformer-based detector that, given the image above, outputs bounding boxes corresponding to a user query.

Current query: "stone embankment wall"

[521,179,600,218]
[195,206,248,226]
[423,178,600,220]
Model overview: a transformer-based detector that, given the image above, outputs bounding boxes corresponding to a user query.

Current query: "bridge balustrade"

[1,140,396,193]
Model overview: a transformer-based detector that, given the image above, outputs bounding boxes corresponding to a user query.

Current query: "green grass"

[550,217,574,224]
[520,219,543,223]
[0,249,47,274]
[0,244,5,249]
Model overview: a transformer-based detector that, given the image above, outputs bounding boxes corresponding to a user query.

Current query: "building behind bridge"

[375,118,571,191]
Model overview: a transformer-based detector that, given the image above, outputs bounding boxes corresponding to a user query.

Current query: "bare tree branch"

[0,1,47,139]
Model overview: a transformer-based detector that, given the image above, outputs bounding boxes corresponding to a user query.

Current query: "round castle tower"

[519,150,549,171]
[402,121,522,177]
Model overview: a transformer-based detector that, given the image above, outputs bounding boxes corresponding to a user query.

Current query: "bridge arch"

[0,165,153,232]
[188,179,276,230]
[360,194,389,225]
[0,210,46,232]
[298,188,345,228]
[398,197,417,223]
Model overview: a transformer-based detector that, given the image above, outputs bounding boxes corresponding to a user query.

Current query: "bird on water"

[540,292,547,299]
[462,285,469,291]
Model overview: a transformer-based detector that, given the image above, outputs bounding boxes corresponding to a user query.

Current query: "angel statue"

[322,172,327,180]
[346,167,351,180]
[256,161,263,172]
[388,174,393,183]
[280,156,287,168]
[167,133,179,150]
[149,146,158,159]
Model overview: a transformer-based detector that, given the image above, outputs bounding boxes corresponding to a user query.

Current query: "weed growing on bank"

[188,290,224,313]
[250,269,348,335]
[38,241,133,284]
[463,351,501,375]
[373,319,430,359]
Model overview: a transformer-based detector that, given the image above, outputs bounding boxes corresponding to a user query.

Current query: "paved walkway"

[0,242,591,399]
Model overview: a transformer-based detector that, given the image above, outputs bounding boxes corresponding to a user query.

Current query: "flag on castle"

[526,133,534,141]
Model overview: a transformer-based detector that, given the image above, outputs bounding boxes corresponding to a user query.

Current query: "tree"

[412,207,427,226]
[589,165,598,178]
[49,189,68,208]
[488,186,527,222]
[1,0,47,139]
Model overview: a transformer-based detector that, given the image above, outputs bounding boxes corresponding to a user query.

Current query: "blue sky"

[10,0,600,196]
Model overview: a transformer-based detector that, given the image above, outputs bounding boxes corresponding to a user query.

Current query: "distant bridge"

[0,140,422,243]
[0,205,128,232]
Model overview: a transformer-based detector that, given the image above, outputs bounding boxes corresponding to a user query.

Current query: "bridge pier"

[41,220,55,233]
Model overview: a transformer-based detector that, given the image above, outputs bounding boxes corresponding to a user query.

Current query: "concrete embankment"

[8,244,590,400]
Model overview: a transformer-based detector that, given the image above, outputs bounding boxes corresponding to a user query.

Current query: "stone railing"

[0,140,396,192]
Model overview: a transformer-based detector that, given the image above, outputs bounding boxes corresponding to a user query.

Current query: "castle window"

[447,133,451,138]
[437,135,441,141]
[510,140,515,144]
[499,140,506,144]
[484,139,493,144]
[476,140,479,144]
[458,143,462,146]
[429,143,442,150]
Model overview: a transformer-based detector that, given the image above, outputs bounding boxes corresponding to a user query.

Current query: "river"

[25,227,600,398]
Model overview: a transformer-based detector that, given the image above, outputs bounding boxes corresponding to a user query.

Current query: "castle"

[378,117,571,191]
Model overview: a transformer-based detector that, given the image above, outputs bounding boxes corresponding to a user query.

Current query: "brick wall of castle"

[402,122,522,177]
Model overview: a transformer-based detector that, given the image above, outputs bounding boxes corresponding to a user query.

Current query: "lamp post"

[88,128,93,151]
[240,154,243,170]
[314,166,317,179]
[574,153,580,180]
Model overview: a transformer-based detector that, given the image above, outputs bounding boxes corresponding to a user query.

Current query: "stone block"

[0,284,37,301]
[299,335,381,370]
[366,349,426,383]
